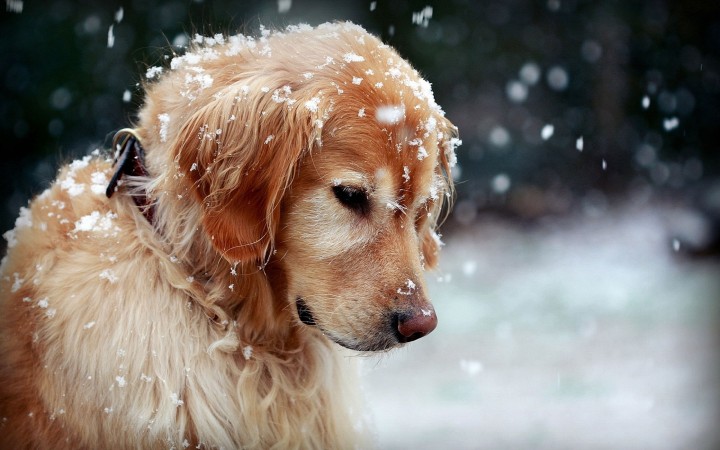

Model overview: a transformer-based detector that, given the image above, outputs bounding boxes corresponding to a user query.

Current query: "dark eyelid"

[332,185,370,215]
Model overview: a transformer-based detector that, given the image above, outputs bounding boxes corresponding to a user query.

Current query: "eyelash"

[332,185,370,215]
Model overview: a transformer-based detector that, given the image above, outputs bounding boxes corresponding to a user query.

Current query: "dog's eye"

[332,185,370,215]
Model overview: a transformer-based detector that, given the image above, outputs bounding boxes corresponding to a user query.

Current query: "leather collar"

[106,128,155,225]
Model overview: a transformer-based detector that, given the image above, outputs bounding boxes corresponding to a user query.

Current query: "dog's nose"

[396,307,437,342]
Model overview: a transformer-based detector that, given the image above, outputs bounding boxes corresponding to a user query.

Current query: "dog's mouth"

[295,297,317,326]
[295,297,398,352]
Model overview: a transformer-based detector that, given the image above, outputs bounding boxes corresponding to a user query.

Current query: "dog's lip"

[295,297,317,326]
[294,297,399,352]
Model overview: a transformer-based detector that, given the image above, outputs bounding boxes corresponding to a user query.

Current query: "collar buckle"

[106,128,155,225]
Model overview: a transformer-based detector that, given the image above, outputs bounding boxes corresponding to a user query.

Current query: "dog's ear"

[173,87,321,263]
[420,115,459,270]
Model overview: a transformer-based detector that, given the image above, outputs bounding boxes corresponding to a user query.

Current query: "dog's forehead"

[316,114,440,206]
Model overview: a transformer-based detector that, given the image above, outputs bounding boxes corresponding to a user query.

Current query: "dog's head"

[143,23,459,351]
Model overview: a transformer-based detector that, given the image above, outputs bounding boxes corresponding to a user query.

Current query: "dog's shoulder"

[7,151,146,254]
[0,151,147,317]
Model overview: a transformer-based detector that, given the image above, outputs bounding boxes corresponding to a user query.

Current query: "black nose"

[394,307,438,343]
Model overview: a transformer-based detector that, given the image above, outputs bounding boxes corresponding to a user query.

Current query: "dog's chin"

[295,298,399,352]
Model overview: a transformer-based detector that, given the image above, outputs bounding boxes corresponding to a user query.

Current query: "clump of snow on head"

[304,97,321,112]
[180,71,214,101]
[375,105,405,125]
[170,43,222,71]
[386,67,402,79]
[146,66,163,79]
[271,85,296,105]
[343,52,365,63]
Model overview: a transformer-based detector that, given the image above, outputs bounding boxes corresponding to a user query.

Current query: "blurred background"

[2,0,719,448]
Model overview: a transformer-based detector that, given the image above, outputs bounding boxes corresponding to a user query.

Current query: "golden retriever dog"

[0,21,458,449]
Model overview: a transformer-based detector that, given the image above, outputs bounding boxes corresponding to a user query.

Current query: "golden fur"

[0,22,458,449]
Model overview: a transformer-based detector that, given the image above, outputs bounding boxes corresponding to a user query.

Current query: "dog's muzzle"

[294,296,438,352]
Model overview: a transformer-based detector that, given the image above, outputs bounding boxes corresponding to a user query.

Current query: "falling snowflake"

[107,25,115,48]
[412,6,433,27]
[663,117,679,131]
[541,124,554,140]
[277,0,291,13]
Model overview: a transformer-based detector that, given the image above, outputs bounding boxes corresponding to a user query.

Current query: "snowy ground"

[361,203,720,450]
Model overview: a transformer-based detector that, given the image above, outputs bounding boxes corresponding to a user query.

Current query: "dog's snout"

[395,307,437,342]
